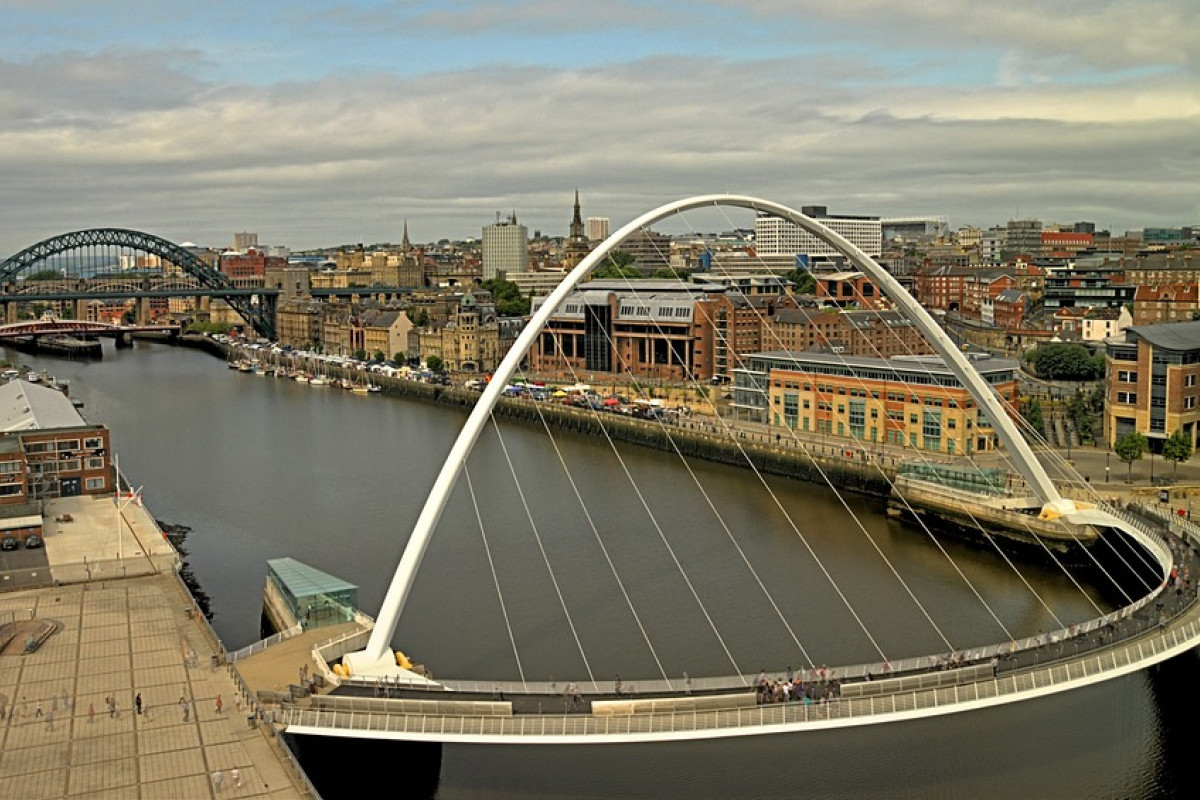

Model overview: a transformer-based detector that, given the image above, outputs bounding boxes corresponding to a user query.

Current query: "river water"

[14,340,1196,799]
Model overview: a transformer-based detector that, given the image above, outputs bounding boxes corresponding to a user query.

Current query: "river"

[13,340,1197,799]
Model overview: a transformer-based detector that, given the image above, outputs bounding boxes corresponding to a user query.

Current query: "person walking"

[215,694,223,714]
[135,693,143,715]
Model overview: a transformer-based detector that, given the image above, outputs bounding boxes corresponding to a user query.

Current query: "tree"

[1162,429,1194,478]
[425,355,444,373]
[354,348,367,361]
[1024,342,1105,381]
[1114,432,1149,483]
[1020,398,1046,440]
[783,268,817,295]
[481,277,531,316]
[591,250,640,280]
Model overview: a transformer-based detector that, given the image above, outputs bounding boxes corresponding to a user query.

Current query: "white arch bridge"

[278,195,1200,744]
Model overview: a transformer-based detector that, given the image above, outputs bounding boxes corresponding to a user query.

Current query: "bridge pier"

[114,332,131,348]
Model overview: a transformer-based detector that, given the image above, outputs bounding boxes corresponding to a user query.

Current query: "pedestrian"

[34,701,42,719]
[87,702,95,723]
[135,693,143,715]
[215,694,223,714]
[180,698,190,723]
[231,768,242,788]
[212,770,224,793]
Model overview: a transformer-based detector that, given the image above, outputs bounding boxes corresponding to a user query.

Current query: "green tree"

[425,355,444,373]
[24,269,65,281]
[783,268,817,295]
[481,277,531,316]
[1162,429,1194,478]
[373,350,386,362]
[354,348,367,361]
[1025,342,1104,381]
[591,251,640,280]
[1021,397,1046,440]
[1114,432,1149,483]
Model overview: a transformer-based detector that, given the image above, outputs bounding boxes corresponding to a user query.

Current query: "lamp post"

[1105,449,1111,484]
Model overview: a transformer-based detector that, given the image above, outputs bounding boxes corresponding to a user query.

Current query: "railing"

[280,605,1200,740]
[226,624,304,664]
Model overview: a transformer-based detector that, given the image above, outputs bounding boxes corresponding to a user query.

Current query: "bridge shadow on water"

[287,734,443,798]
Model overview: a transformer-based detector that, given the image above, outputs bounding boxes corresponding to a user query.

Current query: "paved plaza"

[0,495,310,799]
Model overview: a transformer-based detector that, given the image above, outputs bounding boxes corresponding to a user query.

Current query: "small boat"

[309,376,331,386]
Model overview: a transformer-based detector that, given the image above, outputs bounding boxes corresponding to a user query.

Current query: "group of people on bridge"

[754,669,841,706]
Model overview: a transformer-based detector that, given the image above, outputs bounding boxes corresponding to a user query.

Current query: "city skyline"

[1,0,1197,257]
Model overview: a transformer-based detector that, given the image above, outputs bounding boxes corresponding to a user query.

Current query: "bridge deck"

[280,577,1200,743]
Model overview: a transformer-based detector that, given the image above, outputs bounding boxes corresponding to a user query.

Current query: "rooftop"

[0,379,87,432]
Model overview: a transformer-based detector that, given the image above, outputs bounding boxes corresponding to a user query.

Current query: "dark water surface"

[19,341,1196,799]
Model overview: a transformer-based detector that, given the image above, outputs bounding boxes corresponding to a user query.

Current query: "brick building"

[1106,320,1200,449]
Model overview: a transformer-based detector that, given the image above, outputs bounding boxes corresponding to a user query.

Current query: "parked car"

[24,534,42,549]
[1,537,17,551]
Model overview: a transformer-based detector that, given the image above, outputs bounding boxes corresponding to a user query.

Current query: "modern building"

[233,231,259,252]
[1106,320,1200,449]
[754,206,882,266]
[586,217,610,242]
[1004,219,1043,259]
[482,213,528,280]
[731,351,1019,455]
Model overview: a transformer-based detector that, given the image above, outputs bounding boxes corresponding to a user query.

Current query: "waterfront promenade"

[0,494,311,799]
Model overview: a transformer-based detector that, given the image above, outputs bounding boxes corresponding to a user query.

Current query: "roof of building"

[1126,320,1200,352]
[1132,284,1199,302]
[0,379,88,432]
[995,289,1027,304]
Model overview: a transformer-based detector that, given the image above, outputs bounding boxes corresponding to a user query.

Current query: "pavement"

[0,495,311,800]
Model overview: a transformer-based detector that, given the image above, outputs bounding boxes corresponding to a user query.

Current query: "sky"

[1,0,1197,256]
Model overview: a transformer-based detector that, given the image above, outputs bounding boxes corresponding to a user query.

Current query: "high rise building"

[481,212,528,280]
[753,206,881,267]
[233,231,258,251]
[586,217,610,242]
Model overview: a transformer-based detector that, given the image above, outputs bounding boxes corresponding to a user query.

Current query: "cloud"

[1,32,1197,256]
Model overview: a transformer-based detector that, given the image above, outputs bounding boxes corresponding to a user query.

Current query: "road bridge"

[1,228,277,338]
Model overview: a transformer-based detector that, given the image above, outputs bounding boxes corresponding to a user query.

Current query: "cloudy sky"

[1,0,1197,256]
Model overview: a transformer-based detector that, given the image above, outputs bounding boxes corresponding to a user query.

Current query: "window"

[1117,392,1137,405]
[85,477,107,491]
[1118,370,1137,383]
[85,457,105,471]
[84,437,104,450]
[1188,374,1198,388]
[0,461,21,474]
